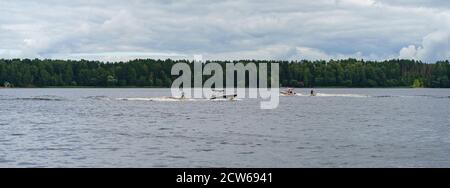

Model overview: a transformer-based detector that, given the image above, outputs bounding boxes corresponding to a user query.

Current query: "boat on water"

[279,88,317,96]
[280,88,296,96]
[210,89,237,100]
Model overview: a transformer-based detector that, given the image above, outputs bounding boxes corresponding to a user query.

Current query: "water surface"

[0,88,449,167]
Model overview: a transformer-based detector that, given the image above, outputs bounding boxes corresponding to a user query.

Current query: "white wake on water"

[116,97,240,102]
[315,93,369,98]
[116,97,197,102]
[293,93,369,98]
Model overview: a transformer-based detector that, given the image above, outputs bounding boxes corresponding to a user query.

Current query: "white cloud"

[52,51,189,62]
[337,0,376,7]
[399,30,450,62]
[399,45,419,59]
[0,49,22,59]
[294,47,332,60]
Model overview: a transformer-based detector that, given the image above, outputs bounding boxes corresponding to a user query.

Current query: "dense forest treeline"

[0,58,449,88]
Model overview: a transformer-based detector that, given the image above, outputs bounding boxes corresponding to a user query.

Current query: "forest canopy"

[0,58,449,88]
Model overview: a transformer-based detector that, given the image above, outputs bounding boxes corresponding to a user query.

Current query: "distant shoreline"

[2,59,450,88]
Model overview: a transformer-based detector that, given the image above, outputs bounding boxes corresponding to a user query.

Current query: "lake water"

[0,88,450,167]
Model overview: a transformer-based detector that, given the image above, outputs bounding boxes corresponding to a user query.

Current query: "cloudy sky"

[0,0,449,62]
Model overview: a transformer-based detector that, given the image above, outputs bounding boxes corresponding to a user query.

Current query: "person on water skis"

[310,88,316,96]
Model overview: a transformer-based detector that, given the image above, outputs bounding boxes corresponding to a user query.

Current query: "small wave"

[373,95,397,98]
[194,148,215,152]
[167,155,187,159]
[11,95,66,101]
[10,133,26,136]
[17,162,37,166]
[414,95,450,99]
[237,151,255,155]
[15,97,64,101]
[84,96,111,100]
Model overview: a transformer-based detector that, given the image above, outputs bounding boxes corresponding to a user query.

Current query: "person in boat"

[288,88,294,95]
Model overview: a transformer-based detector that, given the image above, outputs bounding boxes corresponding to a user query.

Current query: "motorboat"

[210,89,237,100]
[280,88,296,96]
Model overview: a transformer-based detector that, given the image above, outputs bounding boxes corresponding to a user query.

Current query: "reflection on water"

[0,88,450,167]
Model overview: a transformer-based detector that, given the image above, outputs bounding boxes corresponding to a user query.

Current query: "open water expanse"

[0,88,449,167]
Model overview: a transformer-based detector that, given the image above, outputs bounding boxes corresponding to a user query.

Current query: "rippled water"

[0,88,450,167]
